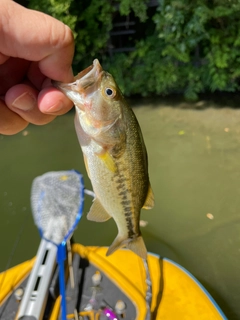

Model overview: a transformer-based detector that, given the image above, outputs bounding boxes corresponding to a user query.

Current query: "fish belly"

[86,145,138,239]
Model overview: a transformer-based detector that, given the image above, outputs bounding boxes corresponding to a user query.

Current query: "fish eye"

[105,87,116,98]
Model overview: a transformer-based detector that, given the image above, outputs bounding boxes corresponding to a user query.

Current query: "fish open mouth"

[75,59,102,82]
[52,59,103,95]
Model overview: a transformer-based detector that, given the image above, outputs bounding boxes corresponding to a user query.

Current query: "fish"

[53,59,154,259]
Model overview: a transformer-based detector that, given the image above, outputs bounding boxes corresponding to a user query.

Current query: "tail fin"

[106,235,147,259]
[128,236,147,259]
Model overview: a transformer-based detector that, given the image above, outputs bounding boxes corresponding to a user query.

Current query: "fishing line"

[143,258,152,320]
[1,208,29,275]
[0,208,29,315]
[137,256,152,320]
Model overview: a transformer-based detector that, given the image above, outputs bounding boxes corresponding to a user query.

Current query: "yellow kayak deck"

[0,243,225,319]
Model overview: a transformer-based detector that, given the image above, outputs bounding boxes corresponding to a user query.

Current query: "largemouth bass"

[53,59,154,259]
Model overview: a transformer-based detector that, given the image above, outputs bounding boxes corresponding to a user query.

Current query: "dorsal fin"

[87,198,111,222]
[142,184,154,210]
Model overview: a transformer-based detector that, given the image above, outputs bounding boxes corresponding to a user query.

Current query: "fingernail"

[12,92,37,111]
[46,101,64,112]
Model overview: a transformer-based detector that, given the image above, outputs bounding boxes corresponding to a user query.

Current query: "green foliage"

[72,0,114,67]
[28,0,78,36]
[118,0,148,22]
[28,0,114,69]
[28,0,240,99]
[152,0,240,98]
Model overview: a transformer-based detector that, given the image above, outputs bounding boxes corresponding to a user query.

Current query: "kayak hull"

[0,243,226,320]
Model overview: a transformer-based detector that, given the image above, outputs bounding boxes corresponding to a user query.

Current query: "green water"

[1,98,240,319]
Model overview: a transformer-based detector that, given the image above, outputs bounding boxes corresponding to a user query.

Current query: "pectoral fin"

[87,198,111,222]
[142,184,154,210]
[97,151,117,172]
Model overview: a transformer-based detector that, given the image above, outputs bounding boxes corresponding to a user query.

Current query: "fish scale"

[113,161,137,239]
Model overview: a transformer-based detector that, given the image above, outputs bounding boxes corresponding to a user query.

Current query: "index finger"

[0,0,74,82]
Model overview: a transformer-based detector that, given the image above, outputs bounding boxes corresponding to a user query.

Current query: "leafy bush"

[150,0,240,99]
[27,0,240,99]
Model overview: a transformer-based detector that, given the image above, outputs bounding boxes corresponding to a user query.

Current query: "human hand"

[0,0,75,135]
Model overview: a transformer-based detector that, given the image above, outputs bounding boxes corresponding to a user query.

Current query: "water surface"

[1,99,240,319]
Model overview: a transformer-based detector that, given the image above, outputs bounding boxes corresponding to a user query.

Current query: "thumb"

[0,0,74,82]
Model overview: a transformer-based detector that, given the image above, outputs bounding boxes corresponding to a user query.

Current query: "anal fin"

[87,198,111,222]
